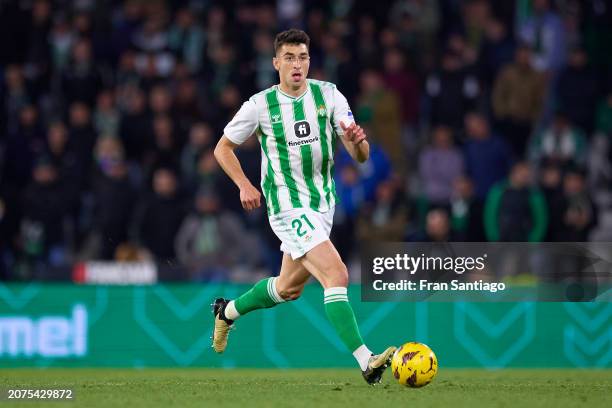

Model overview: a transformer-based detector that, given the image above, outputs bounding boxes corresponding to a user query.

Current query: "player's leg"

[275,253,311,300]
[227,253,309,318]
[212,254,309,353]
[299,240,396,384]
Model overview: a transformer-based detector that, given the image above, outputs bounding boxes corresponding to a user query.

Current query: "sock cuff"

[224,300,241,321]
[352,344,373,371]
[268,277,285,304]
[324,286,348,304]
[324,287,347,296]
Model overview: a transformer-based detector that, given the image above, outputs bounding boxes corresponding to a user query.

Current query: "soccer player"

[212,29,396,384]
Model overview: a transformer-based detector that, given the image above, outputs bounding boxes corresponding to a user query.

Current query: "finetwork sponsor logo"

[0,304,87,358]
[288,136,320,147]
[294,120,311,138]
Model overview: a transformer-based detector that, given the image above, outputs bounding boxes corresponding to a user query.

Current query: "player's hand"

[239,182,261,211]
[340,121,367,145]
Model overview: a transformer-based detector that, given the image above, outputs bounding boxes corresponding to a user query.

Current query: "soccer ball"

[391,342,438,388]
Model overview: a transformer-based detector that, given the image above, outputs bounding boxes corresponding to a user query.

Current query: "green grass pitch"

[1,368,611,407]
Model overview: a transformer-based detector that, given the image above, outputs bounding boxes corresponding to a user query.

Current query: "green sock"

[323,287,364,352]
[233,277,285,316]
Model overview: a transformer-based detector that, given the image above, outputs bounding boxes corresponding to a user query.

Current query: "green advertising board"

[0,283,610,368]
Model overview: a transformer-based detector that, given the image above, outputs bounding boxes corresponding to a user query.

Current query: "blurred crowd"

[1,0,611,281]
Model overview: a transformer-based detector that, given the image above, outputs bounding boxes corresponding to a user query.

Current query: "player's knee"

[325,262,349,288]
[278,285,303,301]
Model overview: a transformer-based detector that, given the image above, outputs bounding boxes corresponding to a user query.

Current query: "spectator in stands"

[518,0,566,74]
[492,45,546,158]
[517,0,567,124]
[149,84,175,120]
[0,195,11,279]
[90,138,135,259]
[409,208,454,242]
[119,86,151,163]
[419,125,464,207]
[595,92,612,135]
[333,164,364,261]
[450,176,485,241]
[116,50,141,91]
[538,160,564,241]
[557,48,601,135]
[174,77,203,134]
[132,14,175,79]
[252,30,277,91]
[389,0,440,63]
[175,188,252,281]
[133,168,187,262]
[93,89,120,137]
[45,121,81,211]
[484,161,547,242]
[49,14,75,73]
[354,16,380,69]
[21,158,69,275]
[67,101,97,179]
[553,168,598,242]
[25,0,52,87]
[529,111,588,169]
[335,144,392,206]
[145,115,180,175]
[193,149,223,195]
[357,176,410,242]
[463,112,512,200]
[3,105,45,191]
[206,43,241,99]
[180,122,213,189]
[61,39,103,107]
[382,48,420,143]
[356,69,403,172]
[167,8,205,74]
[1,65,33,136]
[425,49,480,132]
[478,18,515,85]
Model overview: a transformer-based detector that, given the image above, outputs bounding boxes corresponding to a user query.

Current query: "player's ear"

[272,57,280,71]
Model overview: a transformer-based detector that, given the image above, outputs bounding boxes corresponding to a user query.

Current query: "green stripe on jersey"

[309,82,332,206]
[259,128,280,214]
[331,128,339,202]
[292,98,321,210]
[266,89,302,209]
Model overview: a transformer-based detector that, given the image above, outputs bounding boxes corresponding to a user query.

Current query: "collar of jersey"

[276,81,310,101]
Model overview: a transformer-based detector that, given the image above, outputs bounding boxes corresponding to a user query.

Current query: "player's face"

[273,43,310,90]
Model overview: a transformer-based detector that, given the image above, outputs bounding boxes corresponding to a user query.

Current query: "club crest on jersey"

[317,105,327,117]
[271,113,282,124]
[294,120,311,138]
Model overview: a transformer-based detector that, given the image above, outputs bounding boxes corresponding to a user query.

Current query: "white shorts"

[268,207,335,259]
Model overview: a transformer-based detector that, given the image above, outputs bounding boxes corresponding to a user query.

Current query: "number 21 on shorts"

[292,214,315,237]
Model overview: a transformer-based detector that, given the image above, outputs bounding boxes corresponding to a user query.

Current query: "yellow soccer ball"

[391,342,438,387]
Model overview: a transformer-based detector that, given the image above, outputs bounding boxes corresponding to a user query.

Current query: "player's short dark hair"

[274,29,310,54]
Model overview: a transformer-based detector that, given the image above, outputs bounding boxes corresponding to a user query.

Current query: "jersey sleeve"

[223,99,258,145]
[331,87,356,136]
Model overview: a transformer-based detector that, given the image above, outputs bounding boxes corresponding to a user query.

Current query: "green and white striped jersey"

[224,79,355,215]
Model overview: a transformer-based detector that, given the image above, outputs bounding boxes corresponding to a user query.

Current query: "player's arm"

[332,87,369,163]
[339,122,369,163]
[214,136,261,210]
